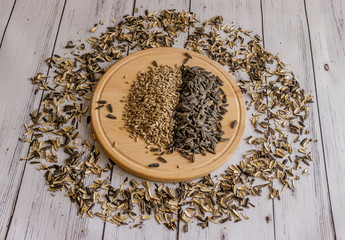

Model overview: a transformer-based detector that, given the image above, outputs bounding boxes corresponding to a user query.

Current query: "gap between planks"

[0,0,17,49]
[258,1,278,240]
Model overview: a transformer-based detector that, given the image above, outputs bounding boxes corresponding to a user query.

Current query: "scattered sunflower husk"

[23,10,314,231]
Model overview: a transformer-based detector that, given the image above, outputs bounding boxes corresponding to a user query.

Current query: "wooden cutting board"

[91,47,246,182]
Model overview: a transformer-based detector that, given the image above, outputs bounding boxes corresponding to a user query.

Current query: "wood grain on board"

[0,0,65,239]
[91,47,246,182]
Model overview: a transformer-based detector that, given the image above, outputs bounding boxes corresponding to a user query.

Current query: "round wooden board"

[91,47,246,182]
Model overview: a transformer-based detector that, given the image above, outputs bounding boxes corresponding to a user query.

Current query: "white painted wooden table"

[0,0,344,239]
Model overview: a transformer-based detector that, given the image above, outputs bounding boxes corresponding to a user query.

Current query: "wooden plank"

[179,1,275,239]
[4,1,134,240]
[261,0,335,239]
[0,0,65,238]
[305,0,345,238]
[0,0,16,41]
[102,1,188,239]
